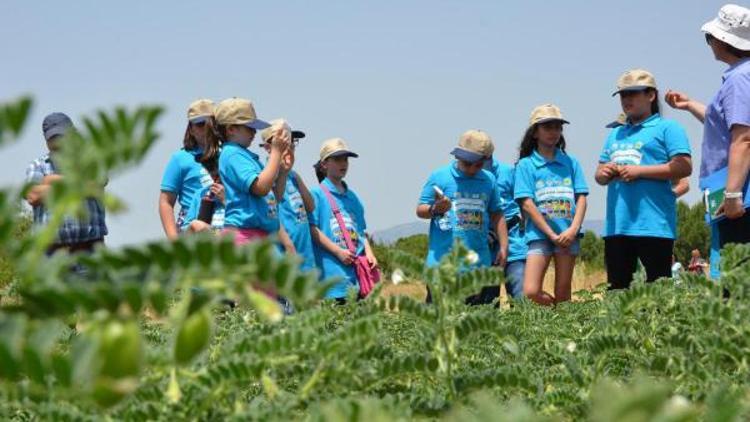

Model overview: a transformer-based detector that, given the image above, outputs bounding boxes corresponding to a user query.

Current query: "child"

[596,70,692,289]
[416,130,508,304]
[215,97,289,244]
[260,119,317,273]
[310,138,377,300]
[514,104,588,305]
[159,99,223,239]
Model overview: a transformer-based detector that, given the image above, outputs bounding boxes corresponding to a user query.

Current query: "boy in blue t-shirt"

[260,120,317,273]
[417,130,508,305]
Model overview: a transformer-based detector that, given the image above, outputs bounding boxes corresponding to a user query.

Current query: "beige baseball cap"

[319,138,358,161]
[702,4,750,51]
[187,99,214,123]
[605,112,627,128]
[214,97,270,130]
[612,69,657,96]
[451,129,494,163]
[260,118,306,145]
[529,104,570,127]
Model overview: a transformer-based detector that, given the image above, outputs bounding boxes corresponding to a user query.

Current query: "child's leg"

[523,241,555,305]
[552,253,576,303]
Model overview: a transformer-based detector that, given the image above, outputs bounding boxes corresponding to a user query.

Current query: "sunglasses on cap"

[261,138,300,148]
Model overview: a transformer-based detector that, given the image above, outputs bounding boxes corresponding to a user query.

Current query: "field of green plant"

[1,98,749,421]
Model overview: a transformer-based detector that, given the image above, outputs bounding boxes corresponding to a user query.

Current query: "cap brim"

[189,116,209,124]
[292,130,305,139]
[244,119,271,130]
[534,117,570,125]
[44,126,70,141]
[701,20,750,51]
[326,150,358,159]
[451,147,486,163]
[612,86,652,96]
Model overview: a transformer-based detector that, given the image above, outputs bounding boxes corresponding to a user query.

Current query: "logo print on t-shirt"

[535,178,574,219]
[454,192,487,232]
[610,140,643,166]
[286,189,307,223]
[329,213,358,249]
[266,195,278,219]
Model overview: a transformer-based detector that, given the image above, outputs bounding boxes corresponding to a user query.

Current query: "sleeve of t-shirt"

[663,121,692,158]
[309,189,322,227]
[225,154,260,195]
[418,172,438,205]
[513,160,535,200]
[571,157,589,195]
[723,73,750,129]
[160,153,184,193]
[598,131,615,163]
[489,183,503,214]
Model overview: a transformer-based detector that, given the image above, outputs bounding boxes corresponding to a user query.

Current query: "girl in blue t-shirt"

[310,138,377,300]
[596,69,692,289]
[159,99,224,239]
[514,104,588,305]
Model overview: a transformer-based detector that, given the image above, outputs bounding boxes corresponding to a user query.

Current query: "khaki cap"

[187,99,214,123]
[529,104,570,127]
[702,4,750,51]
[319,138,358,161]
[613,69,657,96]
[214,97,270,129]
[260,118,306,145]
[451,129,494,163]
[605,112,628,128]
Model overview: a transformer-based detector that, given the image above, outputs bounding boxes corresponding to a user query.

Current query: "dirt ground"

[379,263,607,304]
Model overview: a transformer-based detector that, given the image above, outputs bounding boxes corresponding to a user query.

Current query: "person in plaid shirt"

[24,112,107,255]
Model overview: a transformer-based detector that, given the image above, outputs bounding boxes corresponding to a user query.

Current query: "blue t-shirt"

[599,114,691,239]
[310,178,367,299]
[219,142,279,232]
[182,185,225,232]
[279,172,316,272]
[160,148,213,228]
[514,148,589,243]
[418,162,502,268]
[487,158,528,263]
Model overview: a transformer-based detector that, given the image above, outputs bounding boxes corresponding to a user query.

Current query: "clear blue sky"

[0,0,730,246]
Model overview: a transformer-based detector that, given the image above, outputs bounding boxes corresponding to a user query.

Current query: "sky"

[0,0,732,247]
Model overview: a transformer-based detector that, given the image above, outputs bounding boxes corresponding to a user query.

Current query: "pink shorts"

[221,227,269,246]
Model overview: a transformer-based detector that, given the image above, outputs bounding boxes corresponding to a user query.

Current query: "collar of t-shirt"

[723,58,750,82]
[530,148,565,168]
[223,142,258,160]
[623,113,660,130]
[322,177,348,195]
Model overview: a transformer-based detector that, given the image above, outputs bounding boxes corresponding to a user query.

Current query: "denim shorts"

[527,239,580,256]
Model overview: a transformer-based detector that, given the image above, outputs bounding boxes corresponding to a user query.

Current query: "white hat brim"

[702,19,750,51]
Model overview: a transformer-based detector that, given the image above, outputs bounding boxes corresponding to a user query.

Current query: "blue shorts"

[527,239,580,257]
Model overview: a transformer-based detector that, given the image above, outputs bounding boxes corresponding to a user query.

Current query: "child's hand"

[432,196,452,215]
[556,228,577,248]
[598,163,619,182]
[365,250,378,269]
[617,165,641,182]
[281,148,295,173]
[494,248,507,268]
[210,183,225,203]
[271,126,291,152]
[336,248,356,265]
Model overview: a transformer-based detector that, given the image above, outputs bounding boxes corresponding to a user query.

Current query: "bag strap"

[320,184,357,253]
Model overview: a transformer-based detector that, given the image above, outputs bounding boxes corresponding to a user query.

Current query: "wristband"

[725,191,743,200]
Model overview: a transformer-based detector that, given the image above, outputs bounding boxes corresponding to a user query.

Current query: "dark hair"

[184,117,222,177]
[706,33,750,58]
[314,161,326,182]
[518,123,567,161]
[646,88,660,115]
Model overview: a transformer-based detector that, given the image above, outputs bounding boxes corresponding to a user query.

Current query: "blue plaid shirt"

[25,155,108,245]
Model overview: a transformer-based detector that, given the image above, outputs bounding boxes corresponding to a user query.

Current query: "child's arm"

[491,211,508,267]
[278,225,296,254]
[671,177,690,198]
[158,191,179,240]
[363,236,378,269]
[310,225,355,265]
[519,198,559,242]
[416,185,451,219]
[618,155,692,182]
[294,172,316,213]
[251,128,290,196]
[558,195,587,248]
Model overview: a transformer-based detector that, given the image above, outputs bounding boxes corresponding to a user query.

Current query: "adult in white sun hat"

[665,4,750,278]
